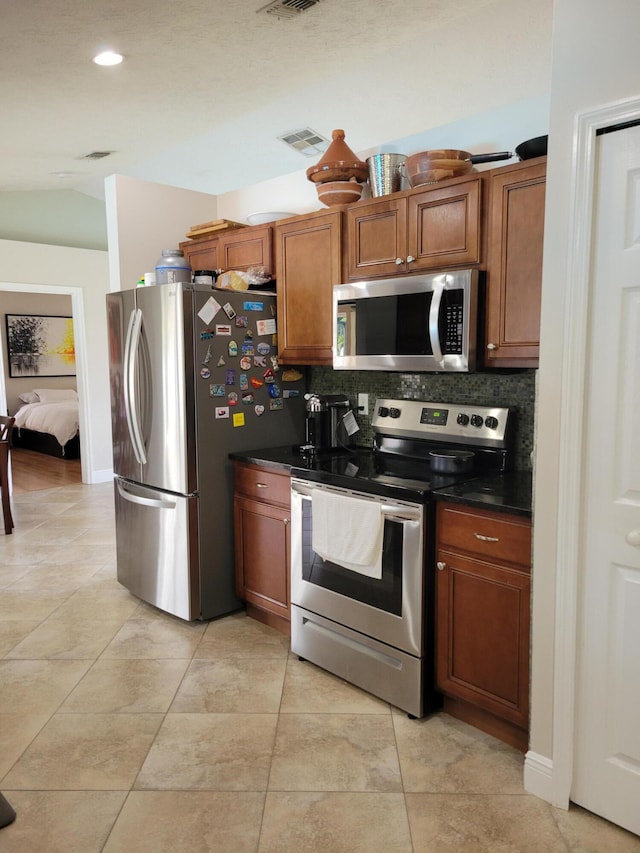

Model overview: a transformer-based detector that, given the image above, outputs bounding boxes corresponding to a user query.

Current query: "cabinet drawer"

[437,503,531,569]
[233,463,291,506]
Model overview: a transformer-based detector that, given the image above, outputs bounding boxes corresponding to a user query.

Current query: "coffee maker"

[303,393,351,452]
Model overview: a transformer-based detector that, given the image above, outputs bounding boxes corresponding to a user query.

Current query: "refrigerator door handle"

[124,307,147,465]
[117,480,176,510]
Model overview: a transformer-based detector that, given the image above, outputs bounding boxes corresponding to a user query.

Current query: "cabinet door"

[436,549,530,730]
[485,159,546,367]
[234,495,290,622]
[407,177,482,271]
[276,210,342,365]
[219,225,273,275]
[180,237,220,272]
[346,197,407,279]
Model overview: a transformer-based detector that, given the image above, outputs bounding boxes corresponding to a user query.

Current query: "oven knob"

[378,406,389,417]
[470,414,484,428]
[485,416,499,430]
[456,413,469,426]
[389,407,401,419]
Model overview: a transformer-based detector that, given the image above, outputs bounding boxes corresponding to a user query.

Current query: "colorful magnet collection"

[197,297,305,426]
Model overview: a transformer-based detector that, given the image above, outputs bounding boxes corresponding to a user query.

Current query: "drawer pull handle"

[474,533,499,542]
[256,483,269,489]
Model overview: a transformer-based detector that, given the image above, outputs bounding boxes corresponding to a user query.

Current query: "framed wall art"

[5,314,76,377]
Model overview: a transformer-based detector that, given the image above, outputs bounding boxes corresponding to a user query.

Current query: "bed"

[12,388,80,459]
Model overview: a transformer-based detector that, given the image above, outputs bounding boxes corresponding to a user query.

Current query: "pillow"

[32,388,78,402]
[18,391,40,404]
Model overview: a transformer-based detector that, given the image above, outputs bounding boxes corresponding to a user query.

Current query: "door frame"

[0,282,91,484]
[542,94,640,807]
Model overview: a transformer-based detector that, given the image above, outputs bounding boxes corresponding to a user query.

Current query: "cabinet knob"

[395,257,404,265]
[283,518,290,526]
[406,255,415,263]
[474,533,499,542]
[626,529,640,547]
[436,561,446,571]
[256,483,268,489]
[486,343,497,351]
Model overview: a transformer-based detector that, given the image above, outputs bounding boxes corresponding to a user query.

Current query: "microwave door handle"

[428,280,444,366]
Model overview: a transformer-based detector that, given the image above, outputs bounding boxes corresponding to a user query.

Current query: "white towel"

[311,489,384,579]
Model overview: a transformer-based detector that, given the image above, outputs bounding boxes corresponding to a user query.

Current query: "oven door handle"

[380,505,422,522]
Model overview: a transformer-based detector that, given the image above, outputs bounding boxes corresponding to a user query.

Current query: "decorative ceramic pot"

[316,178,364,207]
[306,129,368,184]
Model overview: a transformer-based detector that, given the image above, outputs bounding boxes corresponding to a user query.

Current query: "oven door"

[290,478,425,656]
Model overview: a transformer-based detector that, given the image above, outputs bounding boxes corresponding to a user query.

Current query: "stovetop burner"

[290,397,514,503]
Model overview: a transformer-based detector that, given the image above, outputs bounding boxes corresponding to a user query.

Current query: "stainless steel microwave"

[333,269,479,372]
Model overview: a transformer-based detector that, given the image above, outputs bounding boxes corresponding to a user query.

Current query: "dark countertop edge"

[230,448,533,518]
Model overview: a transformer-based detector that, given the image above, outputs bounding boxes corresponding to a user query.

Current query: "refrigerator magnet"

[222,302,237,320]
[217,355,226,367]
[240,357,251,371]
[242,342,254,355]
[256,318,277,336]
[268,384,281,398]
[200,329,214,341]
[198,296,222,325]
[253,355,266,368]
[228,392,239,406]
[216,324,232,336]
[283,389,300,398]
[203,344,212,364]
[263,368,275,383]
[250,377,264,389]
[254,404,265,416]
[242,392,254,404]
[228,341,238,356]
[215,406,230,419]
[270,355,279,371]
[200,367,211,379]
[244,329,254,339]
[269,398,284,411]
[243,301,264,311]
[257,342,270,355]
[239,374,249,390]
[225,370,236,385]
[233,412,245,427]
[210,384,225,397]
[235,315,248,328]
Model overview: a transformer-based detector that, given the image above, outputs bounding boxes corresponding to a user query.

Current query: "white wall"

[529,0,640,788]
[105,175,218,291]
[0,240,111,481]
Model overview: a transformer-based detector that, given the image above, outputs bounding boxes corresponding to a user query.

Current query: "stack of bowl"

[306,129,368,206]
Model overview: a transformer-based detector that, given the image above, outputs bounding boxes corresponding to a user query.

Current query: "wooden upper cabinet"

[346,175,482,280]
[219,225,273,275]
[484,158,546,368]
[179,236,220,272]
[275,209,343,365]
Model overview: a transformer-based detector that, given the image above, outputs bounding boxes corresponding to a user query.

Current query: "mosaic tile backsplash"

[307,367,537,471]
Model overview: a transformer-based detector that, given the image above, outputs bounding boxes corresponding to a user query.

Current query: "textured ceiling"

[1,0,552,197]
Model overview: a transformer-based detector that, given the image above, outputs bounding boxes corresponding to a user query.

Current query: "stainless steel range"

[290,397,514,718]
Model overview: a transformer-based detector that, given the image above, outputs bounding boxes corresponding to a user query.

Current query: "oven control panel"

[372,398,511,448]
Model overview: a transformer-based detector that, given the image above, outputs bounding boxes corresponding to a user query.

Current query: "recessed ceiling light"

[93,51,123,66]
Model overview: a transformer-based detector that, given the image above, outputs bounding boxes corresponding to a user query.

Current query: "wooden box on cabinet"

[435,502,532,750]
[233,461,291,634]
[484,157,546,367]
[346,175,482,280]
[275,209,343,365]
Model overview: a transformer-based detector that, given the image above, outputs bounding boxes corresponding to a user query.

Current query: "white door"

[572,123,640,834]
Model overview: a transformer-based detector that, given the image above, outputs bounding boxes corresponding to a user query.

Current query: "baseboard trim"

[524,750,563,806]
[89,468,113,484]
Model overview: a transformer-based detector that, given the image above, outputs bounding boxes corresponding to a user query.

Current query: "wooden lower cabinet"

[435,502,532,750]
[233,462,291,634]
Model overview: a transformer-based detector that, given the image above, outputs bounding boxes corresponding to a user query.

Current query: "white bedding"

[14,400,79,448]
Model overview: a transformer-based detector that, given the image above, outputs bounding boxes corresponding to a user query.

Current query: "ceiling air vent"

[278,128,329,156]
[78,151,114,161]
[258,0,321,19]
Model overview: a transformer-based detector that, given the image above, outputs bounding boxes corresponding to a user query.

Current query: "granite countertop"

[230,447,533,517]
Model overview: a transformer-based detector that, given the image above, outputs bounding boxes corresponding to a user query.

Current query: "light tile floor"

[1,483,640,852]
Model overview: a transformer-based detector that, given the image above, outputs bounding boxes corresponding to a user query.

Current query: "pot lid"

[306,129,368,183]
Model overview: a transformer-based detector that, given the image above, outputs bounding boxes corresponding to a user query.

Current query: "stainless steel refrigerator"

[106,282,305,621]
